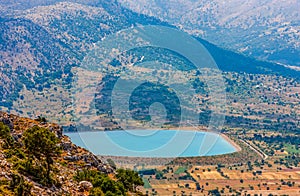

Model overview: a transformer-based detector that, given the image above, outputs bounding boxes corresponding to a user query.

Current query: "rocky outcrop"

[0,111,114,195]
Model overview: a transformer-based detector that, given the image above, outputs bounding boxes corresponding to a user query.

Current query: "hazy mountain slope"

[0,1,164,111]
[0,17,77,108]
[0,0,299,127]
[15,1,165,57]
[197,37,300,79]
[118,0,300,66]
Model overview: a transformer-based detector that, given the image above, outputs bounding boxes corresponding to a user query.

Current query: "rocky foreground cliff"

[0,111,116,195]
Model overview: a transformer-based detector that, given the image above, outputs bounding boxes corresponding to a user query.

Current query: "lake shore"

[93,127,242,168]
[66,125,242,153]
[219,132,242,152]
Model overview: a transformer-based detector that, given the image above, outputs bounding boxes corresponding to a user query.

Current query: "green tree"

[116,169,143,192]
[106,159,116,170]
[75,169,126,195]
[23,126,61,184]
[0,122,14,149]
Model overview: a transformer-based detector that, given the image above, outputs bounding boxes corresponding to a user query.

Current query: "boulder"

[79,181,93,191]
[61,142,72,151]
[63,156,79,162]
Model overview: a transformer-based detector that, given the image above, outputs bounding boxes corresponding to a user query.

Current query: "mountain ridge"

[0,1,299,129]
[118,0,300,67]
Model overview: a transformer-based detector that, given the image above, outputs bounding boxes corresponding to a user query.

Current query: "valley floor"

[100,128,300,195]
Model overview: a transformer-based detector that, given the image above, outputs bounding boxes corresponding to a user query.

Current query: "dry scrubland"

[11,70,300,132]
[9,68,300,195]
[122,128,300,195]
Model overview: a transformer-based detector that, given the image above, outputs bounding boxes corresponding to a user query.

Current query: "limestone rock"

[79,181,93,191]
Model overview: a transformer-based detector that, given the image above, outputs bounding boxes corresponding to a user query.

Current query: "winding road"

[240,139,268,160]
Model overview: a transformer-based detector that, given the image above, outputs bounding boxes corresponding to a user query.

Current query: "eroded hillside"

[0,111,115,195]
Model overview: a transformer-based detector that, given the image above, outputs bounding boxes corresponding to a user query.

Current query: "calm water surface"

[65,130,237,157]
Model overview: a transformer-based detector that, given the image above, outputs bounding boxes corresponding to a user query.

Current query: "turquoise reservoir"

[65,130,237,158]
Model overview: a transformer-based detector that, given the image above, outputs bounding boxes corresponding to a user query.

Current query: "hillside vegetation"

[0,111,143,195]
[0,1,299,128]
